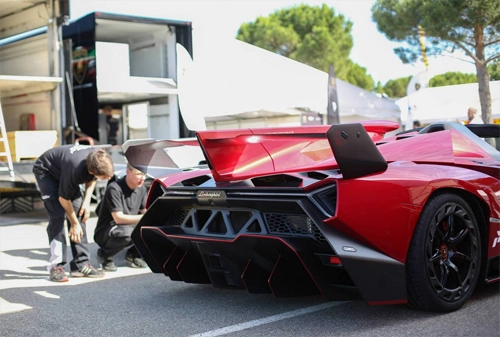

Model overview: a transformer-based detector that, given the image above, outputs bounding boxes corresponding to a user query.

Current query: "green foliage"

[382,76,411,98]
[236,4,374,89]
[429,72,477,87]
[372,0,500,66]
[374,81,385,94]
[344,61,374,91]
[489,61,500,80]
[237,16,300,57]
[381,71,481,98]
[372,0,500,122]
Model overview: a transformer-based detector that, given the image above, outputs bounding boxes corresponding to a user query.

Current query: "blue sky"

[70,0,476,84]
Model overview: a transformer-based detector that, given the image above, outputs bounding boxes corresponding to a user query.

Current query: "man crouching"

[94,164,148,271]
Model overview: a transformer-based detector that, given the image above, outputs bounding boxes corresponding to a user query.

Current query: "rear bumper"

[133,221,407,304]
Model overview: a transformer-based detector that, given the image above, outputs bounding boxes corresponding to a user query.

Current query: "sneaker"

[97,249,117,272]
[125,255,147,268]
[50,266,68,282]
[70,263,105,278]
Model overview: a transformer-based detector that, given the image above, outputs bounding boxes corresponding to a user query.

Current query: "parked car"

[126,121,500,312]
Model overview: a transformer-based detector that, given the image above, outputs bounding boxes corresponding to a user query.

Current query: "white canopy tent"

[396,81,500,125]
[176,39,401,131]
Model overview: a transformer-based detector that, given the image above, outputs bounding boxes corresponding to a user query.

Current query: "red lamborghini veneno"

[126,121,500,312]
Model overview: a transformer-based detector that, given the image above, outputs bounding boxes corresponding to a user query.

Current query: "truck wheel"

[406,193,481,312]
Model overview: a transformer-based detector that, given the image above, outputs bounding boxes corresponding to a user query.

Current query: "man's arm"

[106,182,146,225]
[59,196,83,243]
[61,180,95,244]
[111,211,143,225]
[80,179,97,223]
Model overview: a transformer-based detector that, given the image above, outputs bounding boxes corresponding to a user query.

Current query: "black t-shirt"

[33,144,96,200]
[94,177,147,235]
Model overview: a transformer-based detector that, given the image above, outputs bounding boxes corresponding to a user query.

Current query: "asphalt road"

[1,216,499,337]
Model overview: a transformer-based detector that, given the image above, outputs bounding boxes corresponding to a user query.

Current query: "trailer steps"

[0,102,15,179]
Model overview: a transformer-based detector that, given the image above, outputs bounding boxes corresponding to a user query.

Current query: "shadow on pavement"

[0,210,48,226]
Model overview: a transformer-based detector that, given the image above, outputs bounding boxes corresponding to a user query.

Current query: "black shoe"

[70,263,105,278]
[97,249,117,272]
[125,255,147,268]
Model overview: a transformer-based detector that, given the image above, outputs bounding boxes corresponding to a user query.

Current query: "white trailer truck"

[0,1,193,212]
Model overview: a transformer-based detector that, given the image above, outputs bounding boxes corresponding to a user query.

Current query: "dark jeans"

[94,224,140,259]
[34,171,90,271]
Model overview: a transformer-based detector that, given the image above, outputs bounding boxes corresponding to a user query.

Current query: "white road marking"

[188,301,347,337]
[0,216,153,315]
[34,291,60,299]
[0,267,151,291]
[0,217,150,291]
[0,268,151,315]
[0,297,32,315]
[30,250,48,256]
[3,274,46,279]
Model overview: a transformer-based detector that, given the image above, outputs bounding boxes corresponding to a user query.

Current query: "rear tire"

[406,193,481,312]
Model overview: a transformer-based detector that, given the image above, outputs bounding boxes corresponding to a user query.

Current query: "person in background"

[103,105,120,145]
[467,107,484,124]
[94,163,148,271]
[413,120,421,129]
[32,145,114,282]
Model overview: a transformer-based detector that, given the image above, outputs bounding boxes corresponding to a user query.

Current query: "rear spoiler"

[195,123,392,181]
[122,138,200,175]
[123,121,398,182]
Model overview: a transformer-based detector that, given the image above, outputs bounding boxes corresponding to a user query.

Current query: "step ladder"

[0,102,15,180]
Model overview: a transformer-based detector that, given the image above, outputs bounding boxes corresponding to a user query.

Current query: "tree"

[237,4,374,90]
[429,72,477,87]
[383,76,411,98]
[372,0,500,123]
[344,61,375,91]
[374,81,385,95]
[381,71,481,98]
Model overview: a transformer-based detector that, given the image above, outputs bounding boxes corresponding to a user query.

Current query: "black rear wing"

[327,123,387,179]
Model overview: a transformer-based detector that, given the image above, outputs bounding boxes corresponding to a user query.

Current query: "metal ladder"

[0,102,15,179]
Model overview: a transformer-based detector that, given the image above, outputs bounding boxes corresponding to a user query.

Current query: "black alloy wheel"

[406,193,481,312]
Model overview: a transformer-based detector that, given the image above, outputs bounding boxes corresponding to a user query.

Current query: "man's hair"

[468,107,477,115]
[126,163,145,174]
[87,149,114,177]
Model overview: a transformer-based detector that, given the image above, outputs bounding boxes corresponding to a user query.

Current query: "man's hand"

[68,223,84,243]
[78,204,91,223]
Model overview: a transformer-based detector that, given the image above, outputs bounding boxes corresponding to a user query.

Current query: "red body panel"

[379,130,497,163]
[326,163,500,263]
